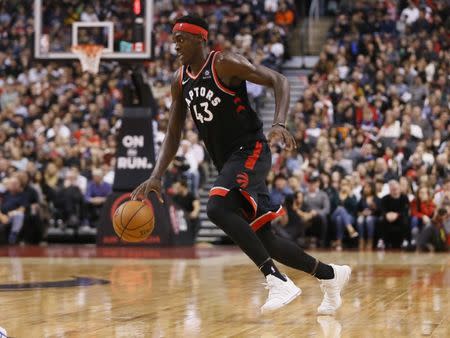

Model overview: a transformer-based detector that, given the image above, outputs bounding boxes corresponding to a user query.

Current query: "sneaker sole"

[317,266,351,316]
[261,288,302,314]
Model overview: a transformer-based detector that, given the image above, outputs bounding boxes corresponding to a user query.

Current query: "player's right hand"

[267,124,297,151]
[130,176,164,203]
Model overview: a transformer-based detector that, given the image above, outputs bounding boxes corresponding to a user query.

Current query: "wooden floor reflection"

[0,249,449,337]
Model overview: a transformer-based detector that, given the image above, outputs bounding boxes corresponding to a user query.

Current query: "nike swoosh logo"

[182,78,189,85]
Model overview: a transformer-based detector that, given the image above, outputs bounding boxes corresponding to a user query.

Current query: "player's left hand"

[267,125,297,151]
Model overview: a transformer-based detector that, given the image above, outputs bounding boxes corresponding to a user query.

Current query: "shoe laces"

[263,278,284,298]
[320,284,339,309]
[320,281,340,298]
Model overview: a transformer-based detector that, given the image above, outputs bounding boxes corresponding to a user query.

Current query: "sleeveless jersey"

[180,51,265,170]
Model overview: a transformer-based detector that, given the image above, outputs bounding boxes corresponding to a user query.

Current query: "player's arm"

[152,70,187,179]
[214,52,295,150]
[131,69,187,202]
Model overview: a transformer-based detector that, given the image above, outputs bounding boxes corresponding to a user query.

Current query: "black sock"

[257,225,335,279]
[259,258,287,281]
[313,261,335,280]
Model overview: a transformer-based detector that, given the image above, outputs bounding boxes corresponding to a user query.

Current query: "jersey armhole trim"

[179,66,184,89]
[212,52,236,96]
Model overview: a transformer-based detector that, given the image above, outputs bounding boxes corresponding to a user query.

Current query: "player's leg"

[207,191,282,278]
[206,142,289,281]
[207,190,301,312]
[256,224,334,279]
[256,223,351,315]
[240,140,350,314]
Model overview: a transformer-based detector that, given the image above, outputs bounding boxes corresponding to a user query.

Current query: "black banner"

[97,192,172,246]
[113,107,155,191]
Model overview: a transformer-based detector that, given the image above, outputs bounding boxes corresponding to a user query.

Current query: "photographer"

[171,180,201,244]
[163,156,190,192]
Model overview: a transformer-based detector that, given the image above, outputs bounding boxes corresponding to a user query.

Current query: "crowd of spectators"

[0,0,297,243]
[273,0,449,252]
[1,0,448,251]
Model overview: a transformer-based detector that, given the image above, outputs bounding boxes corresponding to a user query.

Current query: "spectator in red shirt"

[410,186,436,247]
[275,3,295,30]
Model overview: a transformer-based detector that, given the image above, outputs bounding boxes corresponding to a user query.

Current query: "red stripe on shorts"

[250,207,286,232]
[209,187,230,197]
[244,141,262,170]
[239,189,257,219]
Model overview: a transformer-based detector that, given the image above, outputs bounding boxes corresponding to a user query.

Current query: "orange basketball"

[112,200,155,242]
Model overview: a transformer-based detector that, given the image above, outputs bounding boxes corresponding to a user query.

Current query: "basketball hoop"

[71,44,104,74]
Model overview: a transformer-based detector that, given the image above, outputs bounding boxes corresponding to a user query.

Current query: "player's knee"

[206,197,225,222]
[256,225,276,250]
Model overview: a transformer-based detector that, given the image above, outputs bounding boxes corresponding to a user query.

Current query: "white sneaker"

[261,274,301,313]
[0,326,7,338]
[317,264,351,315]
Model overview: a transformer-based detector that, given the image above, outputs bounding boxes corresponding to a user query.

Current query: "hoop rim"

[71,44,104,74]
[71,44,104,56]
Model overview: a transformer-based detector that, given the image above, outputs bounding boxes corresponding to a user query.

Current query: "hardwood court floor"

[0,246,449,337]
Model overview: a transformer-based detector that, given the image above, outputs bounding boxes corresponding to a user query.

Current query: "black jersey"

[180,51,265,170]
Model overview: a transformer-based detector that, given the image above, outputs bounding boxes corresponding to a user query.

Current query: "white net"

[71,45,104,74]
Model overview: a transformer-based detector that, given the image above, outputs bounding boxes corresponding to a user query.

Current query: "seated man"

[0,176,28,244]
[85,168,112,228]
[379,180,410,249]
[270,174,293,206]
[14,171,42,243]
[303,174,330,248]
[54,169,86,228]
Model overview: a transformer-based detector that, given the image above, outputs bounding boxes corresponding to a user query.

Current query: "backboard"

[34,0,153,60]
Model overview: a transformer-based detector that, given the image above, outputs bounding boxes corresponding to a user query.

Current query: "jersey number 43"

[192,102,213,124]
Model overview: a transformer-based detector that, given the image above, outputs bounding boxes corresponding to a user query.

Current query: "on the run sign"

[113,108,155,191]
[117,135,153,169]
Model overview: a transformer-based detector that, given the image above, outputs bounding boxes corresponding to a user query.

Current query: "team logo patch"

[203,70,211,79]
[236,172,249,189]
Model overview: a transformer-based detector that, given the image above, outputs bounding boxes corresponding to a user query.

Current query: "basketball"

[112,201,155,242]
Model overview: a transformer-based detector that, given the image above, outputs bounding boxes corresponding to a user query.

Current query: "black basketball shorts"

[209,140,285,232]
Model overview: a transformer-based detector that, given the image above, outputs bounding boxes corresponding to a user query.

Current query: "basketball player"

[132,15,351,314]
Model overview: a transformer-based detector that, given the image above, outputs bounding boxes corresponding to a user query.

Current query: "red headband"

[172,22,208,41]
